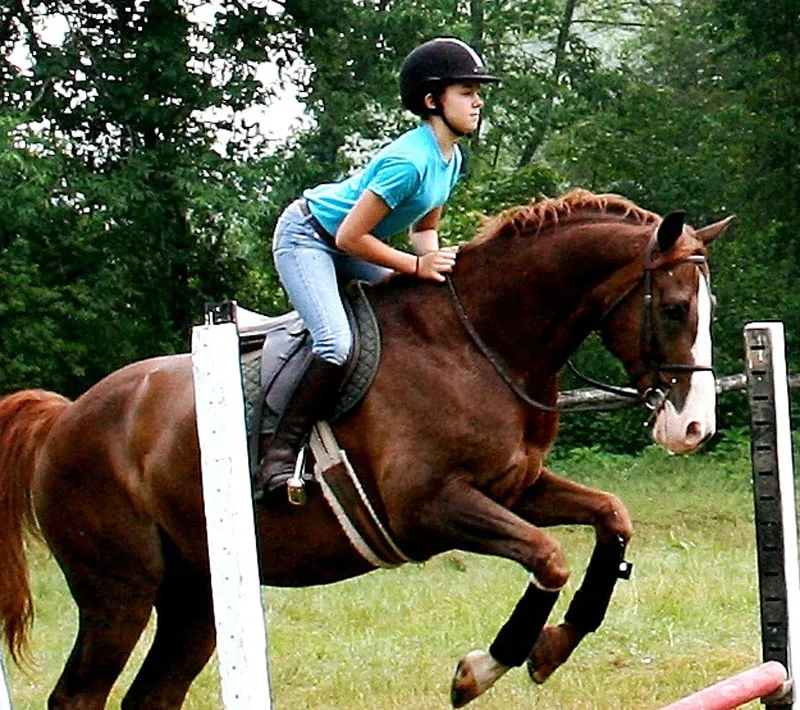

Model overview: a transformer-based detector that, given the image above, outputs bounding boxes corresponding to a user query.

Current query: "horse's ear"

[694,215,736,245]
[657,211,686,253]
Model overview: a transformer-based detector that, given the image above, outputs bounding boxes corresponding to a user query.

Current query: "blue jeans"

[272,200,392,365]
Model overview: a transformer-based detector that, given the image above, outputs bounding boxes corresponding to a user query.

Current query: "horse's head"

[452,190,735,453]
[599,211,734,454]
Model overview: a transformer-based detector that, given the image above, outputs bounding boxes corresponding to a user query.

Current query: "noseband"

[444,234,715,417]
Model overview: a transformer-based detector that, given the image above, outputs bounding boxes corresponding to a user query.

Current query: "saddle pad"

[241,349,263,438]
[240,282,381,438]
[332,282,382,422]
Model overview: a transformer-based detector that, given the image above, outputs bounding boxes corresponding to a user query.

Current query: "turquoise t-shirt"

[303,123,463,240]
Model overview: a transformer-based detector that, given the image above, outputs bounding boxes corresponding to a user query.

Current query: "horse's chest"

[483,445,545,505]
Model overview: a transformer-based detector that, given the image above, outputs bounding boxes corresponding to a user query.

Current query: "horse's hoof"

[526,622,581,684]
[450,650,509,708]
[526,655,549,684]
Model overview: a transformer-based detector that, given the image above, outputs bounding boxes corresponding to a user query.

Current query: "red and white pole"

[659,661,789,710]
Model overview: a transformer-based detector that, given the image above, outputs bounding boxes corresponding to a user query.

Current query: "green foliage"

[541,0,799,448]
[0,0,285,394]
[441,161,563,245]
[1,0,797,449]
[0,120,97,393]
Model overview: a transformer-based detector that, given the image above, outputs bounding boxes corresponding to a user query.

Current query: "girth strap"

[310,422,413,569]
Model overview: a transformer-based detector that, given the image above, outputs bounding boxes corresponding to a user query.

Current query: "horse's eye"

[662,302,689,321]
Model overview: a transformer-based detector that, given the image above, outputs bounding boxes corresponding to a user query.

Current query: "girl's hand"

[416,246,458,282]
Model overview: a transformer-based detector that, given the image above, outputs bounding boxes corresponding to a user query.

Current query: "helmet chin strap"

[432,98,469,138]
[440,111,468,137]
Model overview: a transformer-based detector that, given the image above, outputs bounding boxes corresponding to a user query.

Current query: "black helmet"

[400,37,500,115]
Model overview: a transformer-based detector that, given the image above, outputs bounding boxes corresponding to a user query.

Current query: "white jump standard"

[657,322,798,709]
[0,655,13,710]
[191,302,273,710]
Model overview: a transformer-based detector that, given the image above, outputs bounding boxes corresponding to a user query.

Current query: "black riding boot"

[254,355,344,497]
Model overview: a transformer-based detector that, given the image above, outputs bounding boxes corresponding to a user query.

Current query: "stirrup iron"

[287,446,308,506]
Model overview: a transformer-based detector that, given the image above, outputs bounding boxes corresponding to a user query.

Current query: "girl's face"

[433,82,485,135]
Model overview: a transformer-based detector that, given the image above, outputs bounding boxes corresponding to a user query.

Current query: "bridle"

[444,233,715,419]
[627,242,714,419]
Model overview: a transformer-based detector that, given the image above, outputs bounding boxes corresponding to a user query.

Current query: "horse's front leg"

[411,478,571,707]
[511,467,634,684]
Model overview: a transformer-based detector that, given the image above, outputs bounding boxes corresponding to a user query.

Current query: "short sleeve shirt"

[303,123,463,240]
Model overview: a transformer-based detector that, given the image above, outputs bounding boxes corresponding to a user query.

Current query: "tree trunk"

[469,0,486,155]
[517,0,578,167]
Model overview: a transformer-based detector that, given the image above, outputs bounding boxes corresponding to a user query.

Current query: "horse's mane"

[465,189,660,248]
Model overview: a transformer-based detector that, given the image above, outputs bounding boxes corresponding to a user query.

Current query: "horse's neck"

[452,223,646,378]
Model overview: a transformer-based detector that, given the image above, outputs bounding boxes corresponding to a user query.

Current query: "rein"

[443,240,714,418]
[444,276,640,415]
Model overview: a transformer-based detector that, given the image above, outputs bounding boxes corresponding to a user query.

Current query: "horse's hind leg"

[44,532,164,710]
[122,538,216,710]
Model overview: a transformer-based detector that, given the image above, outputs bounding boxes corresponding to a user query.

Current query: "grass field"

[3,431,791,709]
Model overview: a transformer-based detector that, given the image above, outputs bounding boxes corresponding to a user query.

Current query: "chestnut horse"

[0,191,731,709]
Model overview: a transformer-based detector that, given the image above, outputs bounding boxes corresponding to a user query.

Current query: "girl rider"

[256,37,500,497]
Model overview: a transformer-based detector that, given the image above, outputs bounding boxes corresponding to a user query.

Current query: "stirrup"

[287,447,308,506]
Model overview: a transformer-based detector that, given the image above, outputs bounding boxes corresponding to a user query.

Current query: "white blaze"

[653,272,716,453]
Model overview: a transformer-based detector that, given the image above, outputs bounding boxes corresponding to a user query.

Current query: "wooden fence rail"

[558,373,800,407]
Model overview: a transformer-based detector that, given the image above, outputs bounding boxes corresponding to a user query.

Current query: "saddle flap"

[256,312,312,418]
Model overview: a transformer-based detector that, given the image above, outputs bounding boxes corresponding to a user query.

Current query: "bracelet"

[415,255,420,277]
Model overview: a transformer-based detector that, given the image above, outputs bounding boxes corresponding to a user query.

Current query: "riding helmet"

[400,37,500,115]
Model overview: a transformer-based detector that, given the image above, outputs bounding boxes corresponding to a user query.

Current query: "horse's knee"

[529,536,570,591]
[595,493,632,544]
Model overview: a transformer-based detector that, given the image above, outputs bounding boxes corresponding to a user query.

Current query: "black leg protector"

[488,581,561,668]
[563,536,632,634]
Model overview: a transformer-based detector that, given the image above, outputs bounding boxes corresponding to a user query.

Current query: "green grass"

[3,435,790,709]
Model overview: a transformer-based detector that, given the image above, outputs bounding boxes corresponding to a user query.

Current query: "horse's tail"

[0,389,71,665]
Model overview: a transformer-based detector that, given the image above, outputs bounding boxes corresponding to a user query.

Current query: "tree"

[543,0,799,437]
[2,0,795,446]
[0,0,285,393]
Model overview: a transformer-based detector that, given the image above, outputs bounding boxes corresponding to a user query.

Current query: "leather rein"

[444,237,714,418]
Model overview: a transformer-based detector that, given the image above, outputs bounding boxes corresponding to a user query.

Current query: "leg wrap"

[488,581,561,668]
[564,537,632,634]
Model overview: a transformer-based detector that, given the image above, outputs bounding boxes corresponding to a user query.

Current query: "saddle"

[231,283,415,569]
[237,282,381,482]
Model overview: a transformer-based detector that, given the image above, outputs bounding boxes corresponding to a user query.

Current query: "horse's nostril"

[686,421,703,440]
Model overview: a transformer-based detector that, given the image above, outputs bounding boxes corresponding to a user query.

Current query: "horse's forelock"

[653,229,709,271]
[465,189,660,249]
